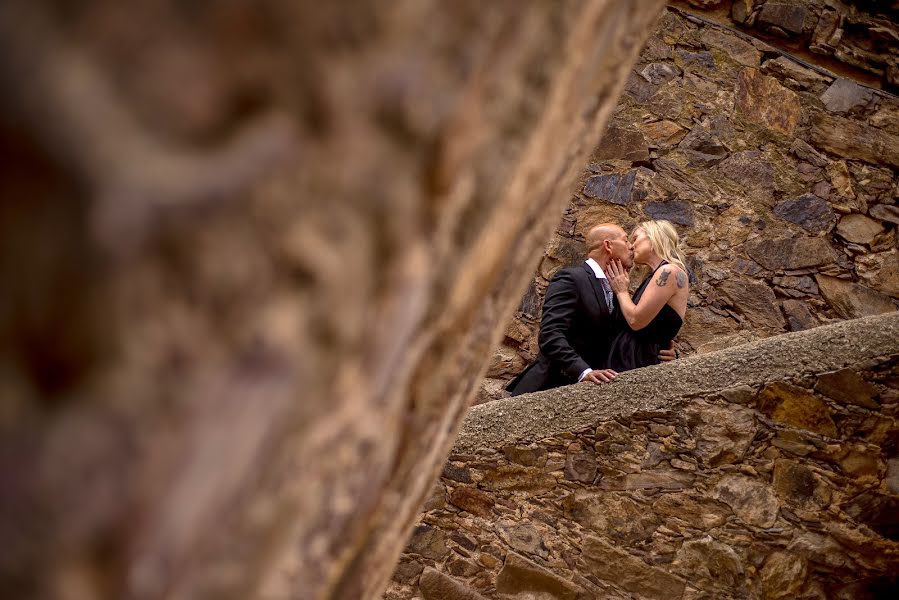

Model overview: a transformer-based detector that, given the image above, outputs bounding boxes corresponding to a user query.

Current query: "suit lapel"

[583,262,611,316]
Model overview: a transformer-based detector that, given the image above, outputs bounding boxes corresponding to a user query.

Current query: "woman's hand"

[606,259,630,294]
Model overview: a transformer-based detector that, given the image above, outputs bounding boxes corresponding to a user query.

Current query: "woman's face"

[631,228,653,265]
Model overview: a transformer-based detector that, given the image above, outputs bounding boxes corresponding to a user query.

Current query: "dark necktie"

[600,278,613,309]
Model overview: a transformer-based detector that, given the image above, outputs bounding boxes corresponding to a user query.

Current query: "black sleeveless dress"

[607,261,683,372]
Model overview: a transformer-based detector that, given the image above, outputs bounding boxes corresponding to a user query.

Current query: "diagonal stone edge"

[455,312,899,454]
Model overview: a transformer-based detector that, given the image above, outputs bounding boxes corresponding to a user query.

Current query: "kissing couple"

[506,219,689,396]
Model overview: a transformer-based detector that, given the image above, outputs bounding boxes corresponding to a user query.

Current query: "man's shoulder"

[552,263,589,281]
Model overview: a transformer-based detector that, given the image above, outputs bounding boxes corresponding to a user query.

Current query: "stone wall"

[484,5,899,402]
[387,312,899,599]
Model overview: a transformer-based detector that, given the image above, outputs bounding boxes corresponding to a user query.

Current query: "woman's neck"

[645,255,664,271]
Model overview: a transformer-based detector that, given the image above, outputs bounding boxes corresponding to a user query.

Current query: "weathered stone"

[841,492,899,540]
[599,469,696,491]
[762,56,830,89]
[479,465,557,492]
[789,138,829,167]
[759,552,807,599]
[820,79,874,114]
[735,68,802,136]
[687,401,757,466]
[393,558,425,585]
[644,200,695,226]
[870,204,899,226]
[638,119,687,148]
[496,552,583,600]
[773,460,829,508]
[580,535,686,599]
[810,113,899,169]
[594,126,650,162]
[419,567,488,600]
[815,275,896,320]
[719,384,756,405]
[758,382,837,437]
[814,369,879,409]
[701,28,760,67]
[408,525,451,560]
[826,160,856,200]
[782,299,818,332]
[673,536,744,589]
[676,49,717,75]
[758,3,808,35]
[448,487,494,517]
[711,475,780,528]
[873,252,899,297]
[745,237,835,271]
[836,214,885,245]
[497,521,548,558]
[583,171,643,205]
[839,448,879,479]
[641,62,682,85]
[652,493,730,530]
[773,276,819,296]
[716,151,775,201]
[886,459,899,495]
[718,278,786,330]
[446,558,480,578]
[772,194,835,233]
[564,442,596,483]
[442,462,473,483]
[564,491,660,542]
[502,445,547,467]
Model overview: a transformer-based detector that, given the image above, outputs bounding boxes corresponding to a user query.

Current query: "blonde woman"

[605,219,689,372]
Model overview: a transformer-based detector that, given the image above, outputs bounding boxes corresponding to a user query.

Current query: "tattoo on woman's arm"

[655,270,670,286]
[676,271,686,288]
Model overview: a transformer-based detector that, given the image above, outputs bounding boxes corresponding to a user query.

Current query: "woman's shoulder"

[657,263,689,289]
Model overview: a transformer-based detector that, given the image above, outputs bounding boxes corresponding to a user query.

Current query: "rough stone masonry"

[388,312,899,599]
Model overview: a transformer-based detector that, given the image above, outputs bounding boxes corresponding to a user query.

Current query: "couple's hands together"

[606,259,630,294]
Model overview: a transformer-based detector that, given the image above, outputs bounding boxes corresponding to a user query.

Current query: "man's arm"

[538,270,590,379]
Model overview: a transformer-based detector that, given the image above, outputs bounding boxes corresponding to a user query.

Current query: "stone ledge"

[455,312,899,454]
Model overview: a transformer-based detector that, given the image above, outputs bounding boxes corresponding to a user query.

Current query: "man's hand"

[658,342,679,362]
[582,369,618,384]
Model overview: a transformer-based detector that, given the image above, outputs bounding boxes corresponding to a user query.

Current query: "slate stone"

[448,486,494,517]
[517,280,541,319]
[583,171,640,205]
[407,525,451,560]
[841,492,899,540]
[564,442,596,483]
[674,536,744,589]
[758,3,808,35]
[580,535,687,600]
[687,401,757,466]
[652,493,730,530]
[644,200,695,226]
[820,79,874,114]
[442,462,472,483]
[772,276,818,296]
[789,138,829,167]
[815,368,880,409]
[758,382,837,437]
[419,567,489,600]
[735,68,802,136]
[868,204,899,225]
[496,552,583,600]
[782,299,818,332]
[701,28,760,67]
[773,459,824,507]
[716,151,775,201]
[497,520,548,558]
[502,445,547,467]
[640,62,681,85]
[718,278,786,330]
[745,237,835,271]
[638,119,687,148]
[759,552,808,600]
[772,194,835,233]
[815,275,896,319]
[810,113,899,169]
[564,491,661,542]
[836,214,885,245]
[676,49,717,74]
[711,475,780,528]
[594,126,649,162]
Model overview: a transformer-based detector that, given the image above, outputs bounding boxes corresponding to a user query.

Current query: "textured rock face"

[0,1,668,599]
[388,313,899,599]
[486,5,899,401]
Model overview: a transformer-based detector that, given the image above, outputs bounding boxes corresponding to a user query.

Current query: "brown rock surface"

[735,68,802,136]
[816,275,897,319]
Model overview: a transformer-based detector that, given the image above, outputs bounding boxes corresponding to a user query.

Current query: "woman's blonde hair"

[637,219,687,272]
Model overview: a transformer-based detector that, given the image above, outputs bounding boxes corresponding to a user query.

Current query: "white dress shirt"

[578,258,613,381]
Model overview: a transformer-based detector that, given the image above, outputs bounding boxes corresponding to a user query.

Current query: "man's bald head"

[585,223,633,268]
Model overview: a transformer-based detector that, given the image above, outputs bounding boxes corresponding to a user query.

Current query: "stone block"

[564,490,660,542]
[502,445,547,467]
[711,474,780,528]
[815,275,896,320]
[496,552,583,600]
[686,401,757,466]
[745,236,836,271]
[673,536,745,590]
[638,119,687,148]
[772,194,835,233]
[644,200,695,226]
[870,204,899,226]
[407,525,451,560]
[758,382,837,437]
[652,493,730,530]
[594,126,649,162]
[814,369,879,409]
[448,486,494,517]
[820,79,874,114]
[580,535,687,599]
[564,442,597,483]
[718,277,786,330]
[735,68,802,136]
[497,520,548,559]
[758,3,808,35]
[758,552,807,599]
[641,62,682,85]
[836,214,885,245]
[701,28,760,67]
[810,113,899,169]
[583,171,644,205]
[782,299,818,332]
[773,459,829,508]
[419,567,488,600]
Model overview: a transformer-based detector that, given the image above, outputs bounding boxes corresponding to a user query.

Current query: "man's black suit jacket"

[506,262,623,396]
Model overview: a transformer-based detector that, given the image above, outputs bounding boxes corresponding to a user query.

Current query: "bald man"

[507,223,671,396]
